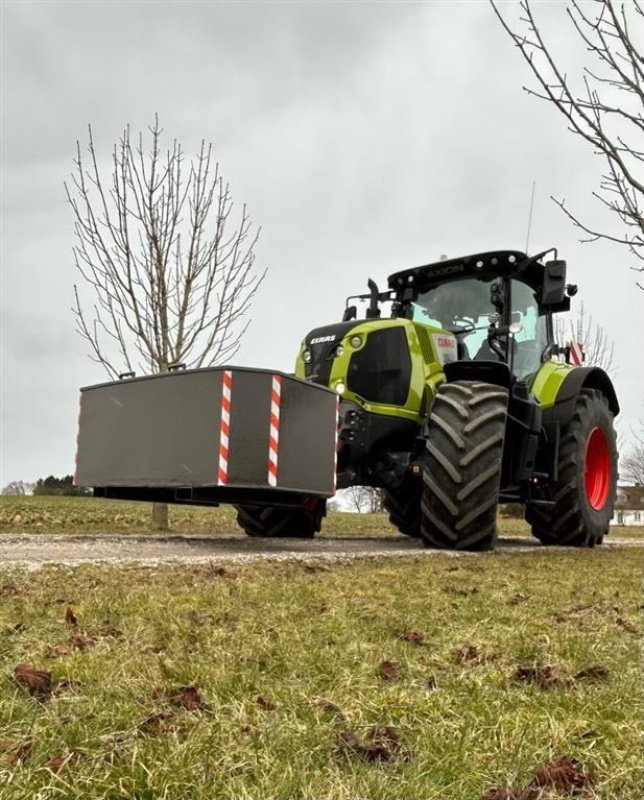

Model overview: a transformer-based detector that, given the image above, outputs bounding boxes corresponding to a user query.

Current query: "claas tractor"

[235,249,619,550]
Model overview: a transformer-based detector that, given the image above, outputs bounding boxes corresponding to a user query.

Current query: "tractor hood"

[300,320,364,387]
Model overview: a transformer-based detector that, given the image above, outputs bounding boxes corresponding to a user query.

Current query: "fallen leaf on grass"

[313,698,347,720]
[574,664,609,681]
[255,695,277,711]
[14,664,53,698]
[138,711,173,734]
[526,755,593,796]
[65,607,78,627]
[553,604,594,623]
[48,750,81,773]
[70,632,96,651]
[0,739,32,766]
[168,685,211,712]
[397,630,425,646]
[513,664,563,690]
[47,644,72,658]
[336,726,407,763]
[616,617,639,634]
[455,645,487,665]
[378,660,400,681]
[508,593,528,606]
[480,755,594,800]
[55,678,82,694]
[447,586,479,597]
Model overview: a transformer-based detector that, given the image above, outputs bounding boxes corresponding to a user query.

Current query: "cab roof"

[387,250,544,295]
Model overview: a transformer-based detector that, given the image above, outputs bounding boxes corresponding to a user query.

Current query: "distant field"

[1,496,642,540]
[0,549,642,799]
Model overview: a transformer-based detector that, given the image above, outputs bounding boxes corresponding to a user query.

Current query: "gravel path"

[0,532,641,569]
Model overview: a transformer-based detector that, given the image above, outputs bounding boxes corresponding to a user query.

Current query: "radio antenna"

[525,180,536,253]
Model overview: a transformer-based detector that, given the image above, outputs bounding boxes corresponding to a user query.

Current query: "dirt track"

[0,532,641,569]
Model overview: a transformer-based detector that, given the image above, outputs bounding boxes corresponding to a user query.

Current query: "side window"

[511,280,548,379]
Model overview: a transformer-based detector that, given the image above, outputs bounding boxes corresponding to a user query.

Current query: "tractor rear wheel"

[420,381,508,551]
[382,480,422,537]
[526,389,617,547]
[235,499,325,538]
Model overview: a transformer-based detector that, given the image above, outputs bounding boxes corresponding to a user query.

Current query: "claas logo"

[436,336,454,348]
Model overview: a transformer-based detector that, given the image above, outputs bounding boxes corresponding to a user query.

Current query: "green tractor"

[235,249,619,550]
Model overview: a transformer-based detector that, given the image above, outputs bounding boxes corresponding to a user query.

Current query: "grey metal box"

[75,367,338,505]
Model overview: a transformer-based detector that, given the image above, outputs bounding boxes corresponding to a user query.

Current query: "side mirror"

[342,305,357,322]
[542,260,567,306]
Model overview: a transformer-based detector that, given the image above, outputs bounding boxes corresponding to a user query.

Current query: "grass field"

[0,550,642,799]
[1,496,642,798]
[1,495,643,540]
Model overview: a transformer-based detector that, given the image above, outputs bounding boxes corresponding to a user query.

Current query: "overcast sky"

[1,0,642,485]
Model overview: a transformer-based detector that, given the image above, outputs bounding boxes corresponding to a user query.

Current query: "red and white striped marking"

[73,392,83,485]
[333,396,340,493]
[218,370,233,485]
[268,375,282,486]
[570,340,584,366]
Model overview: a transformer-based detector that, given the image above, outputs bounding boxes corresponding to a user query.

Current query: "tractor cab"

[388,249,573,383]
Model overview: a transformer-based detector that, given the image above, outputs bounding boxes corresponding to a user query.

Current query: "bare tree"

[67,116,265,528]
[2,480,34,496]
[554,302,616,375]
[491,1,644,289]
[343,486,384,513]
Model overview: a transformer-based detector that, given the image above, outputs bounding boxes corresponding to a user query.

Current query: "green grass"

[1,496,642,540]
[0,550,642,799]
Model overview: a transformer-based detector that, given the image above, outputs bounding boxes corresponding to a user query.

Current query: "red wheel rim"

[584,427,611,510]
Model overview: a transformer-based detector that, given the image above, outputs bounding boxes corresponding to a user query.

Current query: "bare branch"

[491,0,644,288]
[67,118,264,378]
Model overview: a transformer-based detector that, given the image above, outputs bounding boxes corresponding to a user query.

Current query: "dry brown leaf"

[167,685,211,712]
[138,711,173,734]
[55,678,82,694]
[378,660,399,681]
[47,643,73,658]
[455,645,484,665]
[397,630,425,646]
[616,617,639,634]
[527,755,593,795]
[336,726,406,763]
[574,664,609,681]
[65,607,78,627]
[70,632,95,651]
[313,698,347,719]
[513,664,562,690]
[2,740,32,766]
[48,750,81,773]
[508,593,528,605]
[255,695,277,711]
[14,664,53,698]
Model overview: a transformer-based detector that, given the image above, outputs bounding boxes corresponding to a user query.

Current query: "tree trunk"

[151,502,169,531]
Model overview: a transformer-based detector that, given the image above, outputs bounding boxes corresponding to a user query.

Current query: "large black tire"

[526,389,617,547]
[235,499,325,538]
[382,480,422,537]
[420,381,508,551]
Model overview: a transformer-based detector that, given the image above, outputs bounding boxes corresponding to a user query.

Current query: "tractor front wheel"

[235,499,325,538]
[526,389,617,547]
[420,381,508,551]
